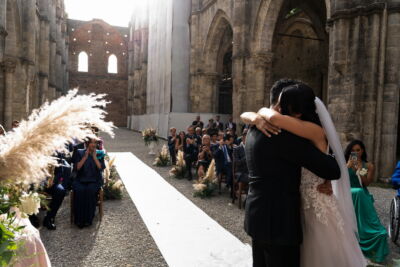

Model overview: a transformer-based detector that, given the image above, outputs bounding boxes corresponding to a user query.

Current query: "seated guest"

[175,131,186,152]
[345,140,389,263]
[215,134,235,188]
[202,128,207,136]
[192,115,204,129]
[195,127,203,147]
[236,128,248,145]
[225,116,237,132]
[226,128,239,145]
[168,127,177,165]
[184,126,198,180]
[206,119,218,136]
[73,138,105,228]
[233,130,248,184]
[43,152,72,230]
[197,135,213,178]
[210,133,218,146]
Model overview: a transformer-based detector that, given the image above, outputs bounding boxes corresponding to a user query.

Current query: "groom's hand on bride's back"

[254,115,280,137]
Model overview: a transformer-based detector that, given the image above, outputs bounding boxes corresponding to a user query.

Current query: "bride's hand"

[254,115,280,138]
[317,180,333,196]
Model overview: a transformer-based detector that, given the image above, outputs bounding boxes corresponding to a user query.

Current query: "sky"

[64,0,136,27]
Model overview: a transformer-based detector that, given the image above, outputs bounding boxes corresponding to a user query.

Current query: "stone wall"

[130,0,400,178]
[68,19,129,127]
[0,0,69,130]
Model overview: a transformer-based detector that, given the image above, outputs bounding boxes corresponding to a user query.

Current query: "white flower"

[19,192,41,216]
[358,168,368,177]
[193,183,207,192]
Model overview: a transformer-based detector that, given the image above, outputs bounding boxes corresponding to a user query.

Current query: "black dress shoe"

[29,215,40,229]
[43,216,56,230]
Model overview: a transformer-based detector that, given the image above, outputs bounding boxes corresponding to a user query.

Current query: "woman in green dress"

[345,140,389,263]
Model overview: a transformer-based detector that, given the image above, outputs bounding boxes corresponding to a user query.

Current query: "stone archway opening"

[272,0,328,101]
[216,26,233,114]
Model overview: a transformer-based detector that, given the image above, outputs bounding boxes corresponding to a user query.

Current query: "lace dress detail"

[301,168,344,233]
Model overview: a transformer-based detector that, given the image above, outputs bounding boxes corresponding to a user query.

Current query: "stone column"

[23,0,36,62]
[39,15,50,104]
[3,59,16,130]
[48,37,57,100]
[0,0,7,63]
[248,51,273,109]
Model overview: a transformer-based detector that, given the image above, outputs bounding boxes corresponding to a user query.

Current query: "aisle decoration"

[153,145,170,167]
[0,89,114,265]
[193,160,217,198]
[104,156,124,200]
[169,151,186,179]
[142,128,158,155]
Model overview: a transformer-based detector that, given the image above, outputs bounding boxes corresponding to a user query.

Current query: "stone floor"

[40,128,400,266]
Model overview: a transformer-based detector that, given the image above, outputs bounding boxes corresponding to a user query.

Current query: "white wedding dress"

[300,168,366,267]
[300,98,366,267]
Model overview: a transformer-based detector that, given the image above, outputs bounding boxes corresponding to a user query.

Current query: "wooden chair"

[70,188,104,224]
[232,149,249,209]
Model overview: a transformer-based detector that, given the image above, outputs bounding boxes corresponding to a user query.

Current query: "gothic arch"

[252,0,330,53]
[5,0,22,57]
[202,9,233,73]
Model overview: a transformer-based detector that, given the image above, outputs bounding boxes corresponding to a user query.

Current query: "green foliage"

[0,212,24,266]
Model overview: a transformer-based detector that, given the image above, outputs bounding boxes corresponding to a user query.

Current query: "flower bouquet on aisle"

[142,128,158,146]
[153,145,170,167]
[169,151,186,179]
[193,160,218,198]
[103,156,124,200]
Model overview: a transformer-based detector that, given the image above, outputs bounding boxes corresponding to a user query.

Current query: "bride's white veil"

[314,97,358,235]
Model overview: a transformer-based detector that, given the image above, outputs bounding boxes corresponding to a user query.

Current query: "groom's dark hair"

[270,78,300,106]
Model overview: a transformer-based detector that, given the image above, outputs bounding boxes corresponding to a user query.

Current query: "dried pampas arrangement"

[0,89,115,185]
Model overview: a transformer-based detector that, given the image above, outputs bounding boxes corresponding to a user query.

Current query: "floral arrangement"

[103,156,124,200]
[0,89,114,265]
[142,128,158,146]
[153,145,170,166]
[358,168,368,177]
[193,160,218,198]
[169,151,186,179]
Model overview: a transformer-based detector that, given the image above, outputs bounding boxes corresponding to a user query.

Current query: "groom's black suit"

[244,127,341,267]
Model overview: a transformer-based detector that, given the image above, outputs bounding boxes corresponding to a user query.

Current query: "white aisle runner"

[110,152,252,267]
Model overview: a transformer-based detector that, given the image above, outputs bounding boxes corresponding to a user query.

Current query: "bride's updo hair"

[279,83,321,126]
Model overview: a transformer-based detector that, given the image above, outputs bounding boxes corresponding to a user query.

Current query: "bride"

[241,82,366,267]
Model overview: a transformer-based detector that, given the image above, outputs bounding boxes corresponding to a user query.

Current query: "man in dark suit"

[225,116,237,132]
[214,115,224,131]
[244,79,341,267]
[192,115,204,130]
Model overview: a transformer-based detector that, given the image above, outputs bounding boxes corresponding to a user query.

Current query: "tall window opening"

[78,51,88,72]
[108,54,118,74]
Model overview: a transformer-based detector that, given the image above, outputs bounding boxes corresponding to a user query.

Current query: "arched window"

[78,52,88,72]
[108,54,118,74]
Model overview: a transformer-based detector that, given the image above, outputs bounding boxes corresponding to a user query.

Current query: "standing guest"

[0,124,5,135]
[168,128,177,165]
[176,131,186,152]
[197,135,213,178]
[73,138,105,228]
[184,126,198,180]
[345,140,389,263]
[236,128,248,145]
[206,118,215,129]
[214,115,224,131]
[202,128,208,136]
[192,115,204,129]
[225,116,237,132]
[195,127,203,148]
[206,119,218,136]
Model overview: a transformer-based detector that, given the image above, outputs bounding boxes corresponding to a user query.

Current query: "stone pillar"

[48,38,57,100]
[39,15,50,104]
[0,0,7,63]
[23,0,36,62]
[3,59,16,130]
[248,51,273,109]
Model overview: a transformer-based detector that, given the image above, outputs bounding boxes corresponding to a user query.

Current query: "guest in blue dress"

[73,138,105,228]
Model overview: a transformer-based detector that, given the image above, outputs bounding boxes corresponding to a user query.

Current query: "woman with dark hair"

[175,131,186,152]
[72,138,105,228]
[241,83,366,266]
[345,140,389,263]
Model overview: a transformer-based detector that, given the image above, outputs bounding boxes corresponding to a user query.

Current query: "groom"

[244,79,341,267]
